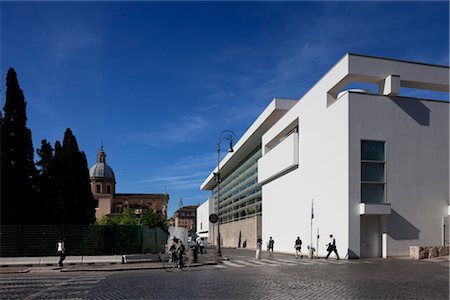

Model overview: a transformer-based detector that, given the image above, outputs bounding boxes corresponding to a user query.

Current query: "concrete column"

[378,75,400,96]
[381,215,388,258]
[382,233,388,258]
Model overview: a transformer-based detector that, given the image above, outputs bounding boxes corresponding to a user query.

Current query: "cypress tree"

[36,139,56,223]
[0,68,37,224]
[57,129,95,224]
[53,140,68,224]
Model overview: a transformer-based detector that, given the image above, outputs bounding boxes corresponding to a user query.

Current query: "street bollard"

[190,245,198,263]
[255,249,261,259]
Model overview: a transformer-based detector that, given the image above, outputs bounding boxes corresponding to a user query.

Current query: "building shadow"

[347,249,359,259]
[390,97,430,126]
[387,209,420,240]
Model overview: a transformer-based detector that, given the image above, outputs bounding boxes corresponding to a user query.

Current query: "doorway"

[360,215,381,258]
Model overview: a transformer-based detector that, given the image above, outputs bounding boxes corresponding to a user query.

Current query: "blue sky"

[1,1,448,217]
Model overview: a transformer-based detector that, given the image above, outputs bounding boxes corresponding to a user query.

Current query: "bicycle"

[162,251,190,272]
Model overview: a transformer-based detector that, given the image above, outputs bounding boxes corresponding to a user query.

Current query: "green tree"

[141,209,166,228]
[96,209,138,226]
[35,139,57,223]
[52,140,67,223]
[0,68,37,224]
[54,129,96,224]
[97,208,166,228]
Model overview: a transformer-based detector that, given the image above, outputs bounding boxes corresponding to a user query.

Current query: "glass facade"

[361,140,385,203]
[212,148,262,224]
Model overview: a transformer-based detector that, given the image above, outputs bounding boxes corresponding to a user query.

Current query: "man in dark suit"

[326,234,340,260]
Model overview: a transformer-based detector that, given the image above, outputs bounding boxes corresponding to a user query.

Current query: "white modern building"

[202,53,449,258]
[200,99,297,249]
[196,198,213,243]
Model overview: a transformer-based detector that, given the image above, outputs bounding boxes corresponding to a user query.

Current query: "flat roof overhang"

[200,98,297,191]
[327,53,449,99]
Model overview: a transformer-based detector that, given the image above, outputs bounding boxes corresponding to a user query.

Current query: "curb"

[60,261,218,272]
[0,268,32,274]
[0,262,122,268]
[0,261,219,274]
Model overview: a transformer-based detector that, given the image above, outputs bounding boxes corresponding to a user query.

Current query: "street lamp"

[214,130,235,257]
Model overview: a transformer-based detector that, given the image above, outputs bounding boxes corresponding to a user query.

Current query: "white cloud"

[124,115,209,146]
[122,172,207,186]
[121,152,217,196]
[53,31,101,63]
[166,153,217,172]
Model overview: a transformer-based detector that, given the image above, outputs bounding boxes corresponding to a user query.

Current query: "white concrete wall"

[196,199,211,240]
[348,93,449,256]
[258,132,299,184]
[255,54,449,258]
[262,90,449,258]
[261,78,350,257]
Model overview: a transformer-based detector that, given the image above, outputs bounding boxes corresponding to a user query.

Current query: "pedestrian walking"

[326,234,340,260]
[255,236,262,259]
[294,236,303,258]
[196,236,204,255]
[268,237,274,257]
[57,237,66,267]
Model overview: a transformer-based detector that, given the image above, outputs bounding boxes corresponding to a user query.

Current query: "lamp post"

[214,130,235,257]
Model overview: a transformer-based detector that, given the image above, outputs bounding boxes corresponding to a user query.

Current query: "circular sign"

[209,213,219,223]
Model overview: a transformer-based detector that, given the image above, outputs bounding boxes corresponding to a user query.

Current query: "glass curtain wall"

[212,148,262,224]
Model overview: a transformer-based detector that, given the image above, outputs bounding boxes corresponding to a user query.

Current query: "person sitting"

[169,237,180,261]
[169,236,186,268]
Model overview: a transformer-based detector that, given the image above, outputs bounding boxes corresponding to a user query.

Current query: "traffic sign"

[209,213,219,223]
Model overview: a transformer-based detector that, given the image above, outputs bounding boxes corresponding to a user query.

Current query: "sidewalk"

[0,249,219,274]
[220,247,450,262]
[3,248,445,274]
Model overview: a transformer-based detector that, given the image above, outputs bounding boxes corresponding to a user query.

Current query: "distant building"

[196,198,213,243]
[171,205,198,232]
[89,146,168,220]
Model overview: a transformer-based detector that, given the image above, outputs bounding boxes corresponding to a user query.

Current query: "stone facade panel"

[215,216,262,250]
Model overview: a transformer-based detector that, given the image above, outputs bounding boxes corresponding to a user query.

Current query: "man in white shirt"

[326,234,340,260]
[57,237,66,267]
[196,236,204,255]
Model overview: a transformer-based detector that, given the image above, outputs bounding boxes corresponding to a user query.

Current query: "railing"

[0,224,168,257]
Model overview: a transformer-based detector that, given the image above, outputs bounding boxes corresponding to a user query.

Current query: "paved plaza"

[0,249,448,299]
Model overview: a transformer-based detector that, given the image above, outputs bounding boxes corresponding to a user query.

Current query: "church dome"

[89,146,115,179]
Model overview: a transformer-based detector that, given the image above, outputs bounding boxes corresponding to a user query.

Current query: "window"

[96,184,101,193]
[107,185,111,194]
[362,141,385,161]
[361,140,385,203]
[94,199,99,208]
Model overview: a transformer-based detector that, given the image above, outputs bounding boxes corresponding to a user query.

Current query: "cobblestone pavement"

[0,272,109,299]
[0,251,448,299]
